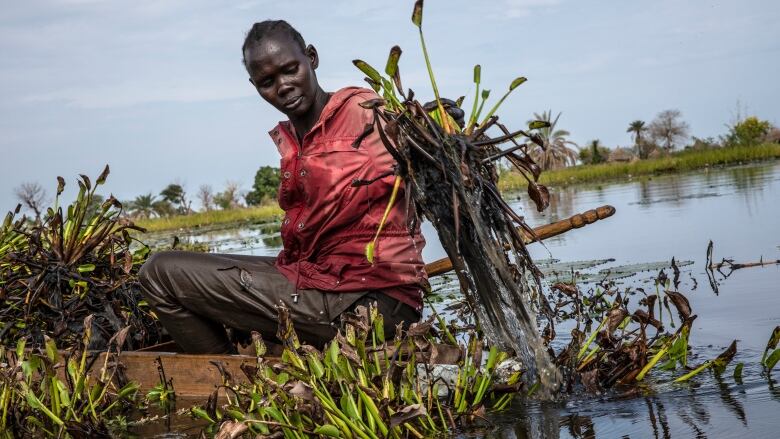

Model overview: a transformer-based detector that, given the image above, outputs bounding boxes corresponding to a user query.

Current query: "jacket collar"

[268,86,367,154]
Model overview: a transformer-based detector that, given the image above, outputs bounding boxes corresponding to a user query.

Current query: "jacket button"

[283,218,290,225]
[283,171,291,179]
[299,169,307,177]
[297,222,304,229]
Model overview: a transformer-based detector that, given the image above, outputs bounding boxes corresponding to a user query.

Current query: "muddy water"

[146,161,780,438]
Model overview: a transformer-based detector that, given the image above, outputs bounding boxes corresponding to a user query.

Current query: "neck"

[290,87,330,143]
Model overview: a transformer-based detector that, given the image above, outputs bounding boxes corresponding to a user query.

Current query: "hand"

[423,98,465,128]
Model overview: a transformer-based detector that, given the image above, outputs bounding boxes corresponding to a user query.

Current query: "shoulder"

[331,86,380,118]
[323,87,380,137]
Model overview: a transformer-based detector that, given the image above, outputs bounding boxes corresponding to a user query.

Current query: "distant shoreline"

[136,144,780,233]
[498,143,780,190]
[135,204,282,233]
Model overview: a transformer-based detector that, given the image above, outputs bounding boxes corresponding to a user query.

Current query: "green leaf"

[77,263,96,273]
[44,336,58,362]
[528,120,551,130]
[766,348,780,373]
[733,362,744,382]
[16,338,26,359]
[385,45,402,77]
[509,76,527,90]
[314,424,341,437]
[761,326,780,365]
[473,64,481,83]
[411,0,423,27]
[352,60,382,84]
[364,241,375,264]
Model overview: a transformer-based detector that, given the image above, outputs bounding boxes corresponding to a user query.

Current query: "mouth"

[283,96,304,110]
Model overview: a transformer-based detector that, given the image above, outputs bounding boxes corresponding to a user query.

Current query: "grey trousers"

[138,251,420,354]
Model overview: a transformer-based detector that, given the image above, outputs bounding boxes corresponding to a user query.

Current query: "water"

[146,161,780,438]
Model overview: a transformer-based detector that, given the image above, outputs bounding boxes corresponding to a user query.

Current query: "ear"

[305,44,319,70]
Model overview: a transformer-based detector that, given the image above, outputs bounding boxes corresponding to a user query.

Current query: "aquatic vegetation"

[0,166,163,350]
[352,0,560,394]
[762,326,780,374]
[191,305,518,438]
[0,316,140,437]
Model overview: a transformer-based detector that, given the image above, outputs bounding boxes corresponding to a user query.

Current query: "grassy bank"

[135,204,283,232]
[499,143,780,190]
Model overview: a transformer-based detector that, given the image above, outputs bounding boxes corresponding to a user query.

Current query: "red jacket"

[270,87,427,310]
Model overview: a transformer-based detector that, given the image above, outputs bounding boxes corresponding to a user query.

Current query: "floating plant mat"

[543,259,695,284]
[429,258,695,301]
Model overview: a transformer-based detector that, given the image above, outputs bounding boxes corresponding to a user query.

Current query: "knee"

[138,251,177,294]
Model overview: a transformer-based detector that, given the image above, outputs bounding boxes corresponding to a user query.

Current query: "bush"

[725,116,773,147]
[579,140,610,165]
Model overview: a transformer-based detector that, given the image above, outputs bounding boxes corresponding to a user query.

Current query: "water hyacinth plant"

[0,316,140,437]
[351,0,561,395]
[0,166,164,351]
[191,305,520,438]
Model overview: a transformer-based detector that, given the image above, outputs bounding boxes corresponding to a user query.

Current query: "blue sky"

[1,0,778,211]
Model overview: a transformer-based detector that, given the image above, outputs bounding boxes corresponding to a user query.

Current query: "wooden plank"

[424,204,616,277]
[79,342,462,397]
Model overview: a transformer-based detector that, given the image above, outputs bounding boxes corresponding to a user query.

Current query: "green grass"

[135,204,283,232]
[499,143,780,190]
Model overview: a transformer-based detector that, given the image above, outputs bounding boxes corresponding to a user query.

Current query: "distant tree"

[152,200,175,217]
[246,166,281,206]
[128,193,156,219]
[197,184,215,212]
[14,182,47,220]
[649,109,690,151]
[527,110,578,170]
[160,183,191,214]
[214,181,243,210]
[579,139,609,165]
[627,120,649,158]
[725,116,772,147]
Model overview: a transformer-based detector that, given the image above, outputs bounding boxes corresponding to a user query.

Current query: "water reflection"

[474,379,772,439]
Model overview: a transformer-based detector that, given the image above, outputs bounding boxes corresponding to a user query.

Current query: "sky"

[1,0,779,211]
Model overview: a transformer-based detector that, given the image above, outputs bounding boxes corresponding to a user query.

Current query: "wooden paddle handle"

[424,204,616,277]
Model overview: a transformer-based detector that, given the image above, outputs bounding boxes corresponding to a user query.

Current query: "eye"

[257,78,273,88]
[284,64,298,74]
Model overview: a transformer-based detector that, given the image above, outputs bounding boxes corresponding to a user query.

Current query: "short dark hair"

[242,20,306,68]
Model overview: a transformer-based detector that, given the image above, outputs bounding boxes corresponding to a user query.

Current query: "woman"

[138,20,427,354]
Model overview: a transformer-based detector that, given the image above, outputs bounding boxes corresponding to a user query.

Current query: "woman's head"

[242,20,323,119]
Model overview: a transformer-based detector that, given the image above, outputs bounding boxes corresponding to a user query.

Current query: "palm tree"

[627,120,647,158]
[528,110,578,170]
[129,193,156,219]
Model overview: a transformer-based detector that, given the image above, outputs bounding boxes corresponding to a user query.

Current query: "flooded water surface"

[146,161,780,438]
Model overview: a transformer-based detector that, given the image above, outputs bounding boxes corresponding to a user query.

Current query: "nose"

[277,78,295,98]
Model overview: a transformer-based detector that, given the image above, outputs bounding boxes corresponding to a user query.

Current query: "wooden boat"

[68,206,616,397]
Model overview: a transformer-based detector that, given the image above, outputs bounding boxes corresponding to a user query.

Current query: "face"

[244,34,320,119]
